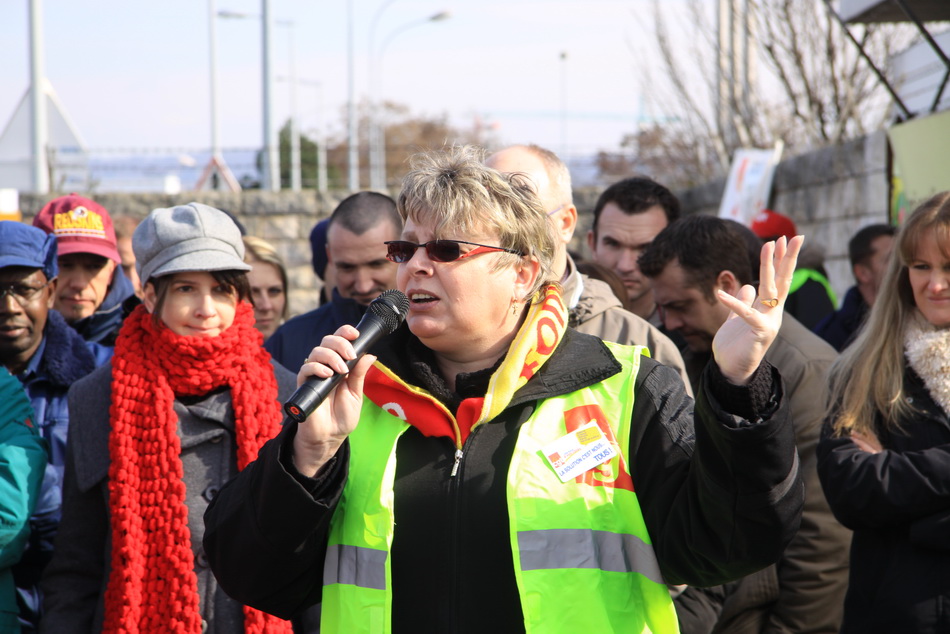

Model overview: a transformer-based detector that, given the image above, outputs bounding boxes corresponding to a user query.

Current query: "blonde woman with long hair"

[818,191,950,633]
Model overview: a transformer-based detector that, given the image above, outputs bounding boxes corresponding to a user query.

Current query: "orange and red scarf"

[104,303,291,633]
[364,284,569,447]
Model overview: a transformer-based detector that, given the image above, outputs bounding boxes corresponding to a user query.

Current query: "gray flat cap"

[134,202,251,285]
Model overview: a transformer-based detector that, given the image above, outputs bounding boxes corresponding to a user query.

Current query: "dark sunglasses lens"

[387,242,415,263]
[427,241,463,262]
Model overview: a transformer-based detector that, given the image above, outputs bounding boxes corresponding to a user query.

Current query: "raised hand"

[292,324,375,476]
[712,235,804,385]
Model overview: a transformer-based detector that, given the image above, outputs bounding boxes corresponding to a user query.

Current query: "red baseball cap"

[33,194,121,263]
[750,209,797,241]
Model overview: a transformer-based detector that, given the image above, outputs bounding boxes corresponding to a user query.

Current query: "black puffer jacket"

[205,327,803,632]
[818,365,950,633]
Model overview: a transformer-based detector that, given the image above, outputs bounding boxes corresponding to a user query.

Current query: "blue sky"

[2,0,673,163]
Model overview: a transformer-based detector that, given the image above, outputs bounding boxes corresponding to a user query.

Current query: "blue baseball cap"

[0,221,58,280]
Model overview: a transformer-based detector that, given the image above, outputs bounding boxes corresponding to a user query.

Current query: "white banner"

[717,142,784,225]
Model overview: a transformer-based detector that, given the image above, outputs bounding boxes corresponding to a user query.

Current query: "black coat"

[817,366,950,633]
[204,328,803,633]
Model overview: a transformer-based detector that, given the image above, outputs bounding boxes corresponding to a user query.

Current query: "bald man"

[486,144,690,393]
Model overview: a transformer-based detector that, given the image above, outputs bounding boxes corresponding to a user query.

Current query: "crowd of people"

[0,143,944,633]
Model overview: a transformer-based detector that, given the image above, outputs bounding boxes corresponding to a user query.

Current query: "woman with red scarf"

[40,203,298,633]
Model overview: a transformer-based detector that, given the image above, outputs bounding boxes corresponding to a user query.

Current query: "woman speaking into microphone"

[204,146,805,634]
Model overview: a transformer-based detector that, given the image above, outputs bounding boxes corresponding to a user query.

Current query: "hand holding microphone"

[284,289,409,424]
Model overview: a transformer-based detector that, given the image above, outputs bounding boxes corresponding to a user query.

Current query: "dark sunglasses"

[384,239,524,264]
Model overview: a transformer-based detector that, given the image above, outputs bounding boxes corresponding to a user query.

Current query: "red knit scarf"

[104,302,292,633]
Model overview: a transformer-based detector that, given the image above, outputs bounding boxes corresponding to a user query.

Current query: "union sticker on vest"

[542,421,617,483]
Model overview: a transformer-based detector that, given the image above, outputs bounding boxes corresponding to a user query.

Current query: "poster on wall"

[717,141,784,226]
[888,110,950,219]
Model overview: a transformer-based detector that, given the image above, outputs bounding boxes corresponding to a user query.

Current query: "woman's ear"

[142,283,157,313]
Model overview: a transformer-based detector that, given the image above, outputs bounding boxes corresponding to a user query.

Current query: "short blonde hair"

[397,145,558,300]
[243,235,289,320]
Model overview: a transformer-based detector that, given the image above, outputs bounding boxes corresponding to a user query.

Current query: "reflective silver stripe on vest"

[324,544,387,590]
[517,529,664,585]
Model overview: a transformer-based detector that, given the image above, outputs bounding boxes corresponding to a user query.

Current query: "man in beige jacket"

[486,144,691,393]
[640,214,851,634]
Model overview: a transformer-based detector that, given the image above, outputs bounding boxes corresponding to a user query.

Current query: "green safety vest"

[321,342,679,633]
[790,268,837,308]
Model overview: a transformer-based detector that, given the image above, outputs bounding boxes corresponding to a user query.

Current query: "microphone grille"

[368,289,410,333]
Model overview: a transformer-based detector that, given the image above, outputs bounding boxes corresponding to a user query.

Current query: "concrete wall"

[20,190,345,317]
[676,130,892,300]
[19,131,892,317]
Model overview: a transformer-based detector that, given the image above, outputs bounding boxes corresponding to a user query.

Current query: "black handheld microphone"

[283,289,410,423]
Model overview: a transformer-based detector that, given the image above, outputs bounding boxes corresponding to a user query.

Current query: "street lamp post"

[284,78,328,194]
[560,50,568,160]
[370,11,450,190]
[219,8,299,191]
[209,0,221,162]
[261,0,279,191]
[367,0,398,191]
[29,0,49,194]
[347,0,358,192]
[283,20,301,192]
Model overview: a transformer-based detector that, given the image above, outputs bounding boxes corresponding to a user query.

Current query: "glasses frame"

[0,281,50,306]
[384,239,524,264]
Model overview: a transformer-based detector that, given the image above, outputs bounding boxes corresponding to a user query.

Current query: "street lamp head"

[429,11,451,22]
[217,10,255,20]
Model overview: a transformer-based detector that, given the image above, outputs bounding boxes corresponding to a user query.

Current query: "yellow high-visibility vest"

[321,342,678,633]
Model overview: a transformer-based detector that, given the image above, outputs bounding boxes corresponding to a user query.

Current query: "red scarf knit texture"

[104,302,291,633]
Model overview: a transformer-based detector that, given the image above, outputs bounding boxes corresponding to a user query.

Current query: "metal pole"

[262,0,280,190]
[347,0,359,192]
[369,0,398,191]
[375,12,450,189]
[317,83,328,193]
[29,0,49,194]
[286,23,301,191]
[209,0,220,160]
[560,51,568,160]
[821,0,913,119]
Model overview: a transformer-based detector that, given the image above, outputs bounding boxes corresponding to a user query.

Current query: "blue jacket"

[67,266,137,346]
[12,310,111,632]
[0,368,46,633]
[813,286,868,352]
[265,290,366,370]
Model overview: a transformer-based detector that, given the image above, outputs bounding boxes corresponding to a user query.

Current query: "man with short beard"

[640,215,850,634]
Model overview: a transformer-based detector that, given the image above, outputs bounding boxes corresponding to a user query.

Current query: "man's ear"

[45,277,58,310]
[586,229,596,254]
[554,205,578,244]
[107,259,118,286]
[716,270,741,297]
[853,262,872,285]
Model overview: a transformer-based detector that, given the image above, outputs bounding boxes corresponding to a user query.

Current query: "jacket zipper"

[448,426,482,633]
[450,448,463,476]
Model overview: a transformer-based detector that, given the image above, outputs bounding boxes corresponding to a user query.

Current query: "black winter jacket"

[204,328,803,632]
[817,365,950,633]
